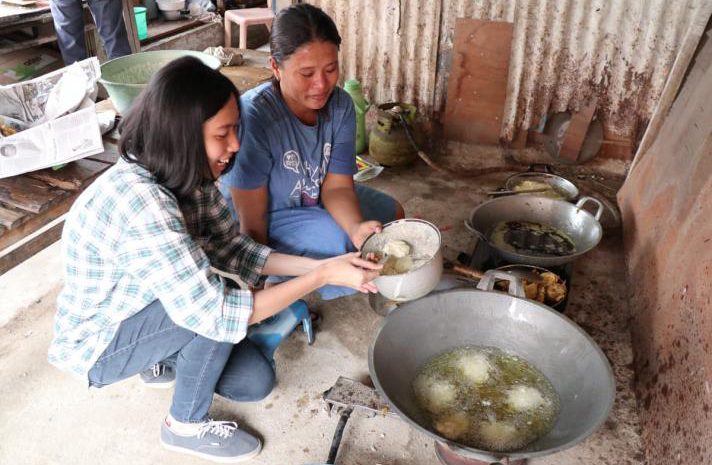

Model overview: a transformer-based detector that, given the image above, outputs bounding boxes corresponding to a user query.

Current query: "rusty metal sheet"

[310,0,712,149]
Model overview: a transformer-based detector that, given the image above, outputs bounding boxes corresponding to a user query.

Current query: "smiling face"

[203,94,240,178]
[270,40,339,124]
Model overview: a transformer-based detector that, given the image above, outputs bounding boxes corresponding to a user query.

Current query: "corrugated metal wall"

[311,0,712,143]
[311,0,442,113]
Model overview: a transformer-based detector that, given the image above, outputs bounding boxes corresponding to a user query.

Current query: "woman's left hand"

[349,220,382,249]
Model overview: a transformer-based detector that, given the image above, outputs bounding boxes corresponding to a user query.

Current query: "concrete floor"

[0,146,644,465]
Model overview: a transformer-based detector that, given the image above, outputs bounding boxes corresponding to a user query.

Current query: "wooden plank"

[0,219,62,274]
[0,176,66,214]
[87,142,120,164]
[559,98,598,162]
[442,19,513,146]
[143,18,202,44]
[0,189,76,251]
[27,159,111,191]
[0,204,28,229]
[121,0,140,53]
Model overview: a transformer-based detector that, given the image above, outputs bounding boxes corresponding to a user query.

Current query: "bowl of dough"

[361,219,443,302]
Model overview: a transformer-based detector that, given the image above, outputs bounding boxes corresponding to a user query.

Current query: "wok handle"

[451,264,485,280]
[476,270,526,298]
[464,219,486,240]
[575,196,604,221]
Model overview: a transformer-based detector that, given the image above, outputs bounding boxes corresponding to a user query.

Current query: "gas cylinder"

[343,79,370,154]
[368,102,420,167]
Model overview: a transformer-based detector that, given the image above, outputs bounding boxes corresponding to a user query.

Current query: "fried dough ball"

[434,412,470,440]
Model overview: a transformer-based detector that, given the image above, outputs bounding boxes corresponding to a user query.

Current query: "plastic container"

[133,7,148,40]
[343,79,370,154]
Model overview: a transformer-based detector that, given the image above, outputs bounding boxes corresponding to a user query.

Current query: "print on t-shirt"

[285,143,332,207]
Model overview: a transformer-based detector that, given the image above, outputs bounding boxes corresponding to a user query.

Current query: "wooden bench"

[0,137,119,275]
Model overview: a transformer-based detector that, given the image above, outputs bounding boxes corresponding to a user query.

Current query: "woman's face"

[271,40,340,117]
[204,94,240,178]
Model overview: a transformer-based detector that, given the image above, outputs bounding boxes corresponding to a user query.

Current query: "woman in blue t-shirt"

[221,3,404,300]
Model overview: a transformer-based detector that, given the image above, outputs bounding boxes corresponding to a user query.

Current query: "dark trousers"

[50,0,133,64]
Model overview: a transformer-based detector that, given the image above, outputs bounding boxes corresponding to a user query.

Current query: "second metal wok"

[465,195,604,267]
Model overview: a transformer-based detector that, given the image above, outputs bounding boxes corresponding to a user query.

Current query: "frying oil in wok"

[489,221,576,257]
[413,346,559,452]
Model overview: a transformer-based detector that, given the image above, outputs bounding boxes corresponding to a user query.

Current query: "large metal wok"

[466,195,604,267]
[368,271,615,464]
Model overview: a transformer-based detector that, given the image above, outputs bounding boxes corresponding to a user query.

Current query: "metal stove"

[435,441,526,465]
[322,377,530,465]
[457,237,574,313]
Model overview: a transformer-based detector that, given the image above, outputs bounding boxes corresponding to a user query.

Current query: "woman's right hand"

[317,252,382,293]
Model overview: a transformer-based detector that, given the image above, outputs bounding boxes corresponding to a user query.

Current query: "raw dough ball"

[382,255,414,275]
[455,351,492,384]
[505,385,546,411]
[383,239,411,258]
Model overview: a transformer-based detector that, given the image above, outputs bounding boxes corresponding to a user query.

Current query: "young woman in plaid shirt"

[48,56,382,463]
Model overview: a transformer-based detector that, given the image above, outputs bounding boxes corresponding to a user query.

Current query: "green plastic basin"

[99,50,222,115]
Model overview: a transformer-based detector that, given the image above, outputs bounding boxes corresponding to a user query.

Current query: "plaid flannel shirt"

[48,160,271,379]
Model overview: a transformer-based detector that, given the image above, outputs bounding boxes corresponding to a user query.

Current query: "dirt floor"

[0,145,644,465]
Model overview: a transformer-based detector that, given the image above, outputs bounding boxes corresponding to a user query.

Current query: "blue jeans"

[87,300,275,423]
[267,184,398,299]
[50,0,132,64]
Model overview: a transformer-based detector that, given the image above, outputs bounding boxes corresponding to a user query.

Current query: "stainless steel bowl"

[361,219,443,302]
[369,271,615,463]
[505,172,579,202]
[466,195,604,267]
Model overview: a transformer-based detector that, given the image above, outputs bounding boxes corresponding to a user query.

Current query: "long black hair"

[270,3,341,70]
[118,56,239,199]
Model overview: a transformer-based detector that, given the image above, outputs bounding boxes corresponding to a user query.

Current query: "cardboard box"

[0,47,63,86]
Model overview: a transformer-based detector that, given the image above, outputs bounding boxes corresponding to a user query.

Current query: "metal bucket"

[368,271,615,463]
[361,219,443,302]
[465,196,604,267]
[99,50,221,115]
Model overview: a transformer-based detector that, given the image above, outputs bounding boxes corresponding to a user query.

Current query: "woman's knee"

[269,208,351,257]
[215,341,276,402]
[244,361,276,401]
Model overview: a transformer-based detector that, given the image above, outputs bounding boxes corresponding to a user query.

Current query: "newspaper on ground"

[0,57,104,179]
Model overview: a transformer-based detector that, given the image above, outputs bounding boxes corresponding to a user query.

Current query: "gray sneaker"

[160,419,262,463]
[139,364,175,389]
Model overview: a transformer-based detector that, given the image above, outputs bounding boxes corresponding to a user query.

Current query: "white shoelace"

[151,364,163,377]
[196,420,238,439]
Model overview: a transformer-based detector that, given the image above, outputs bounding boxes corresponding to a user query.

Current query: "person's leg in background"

[87,0,132,59]
[87,299,271,461]
[50,0,88,65]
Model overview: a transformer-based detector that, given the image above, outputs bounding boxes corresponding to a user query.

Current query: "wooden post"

[121,0,141,53]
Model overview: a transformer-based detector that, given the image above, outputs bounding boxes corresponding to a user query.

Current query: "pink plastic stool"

[224,2,274,49]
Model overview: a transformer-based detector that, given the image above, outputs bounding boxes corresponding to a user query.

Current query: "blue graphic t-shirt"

[221,82,357,214]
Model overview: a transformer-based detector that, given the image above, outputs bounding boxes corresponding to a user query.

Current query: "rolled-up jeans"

[266,184,398,300]
[87,299,275,423]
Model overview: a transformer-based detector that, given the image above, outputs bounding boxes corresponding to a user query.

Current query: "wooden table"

[0,2,50,27]
[0,136,118,275]
[219,49,272,92]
